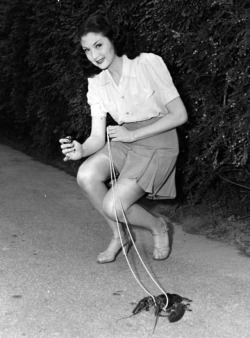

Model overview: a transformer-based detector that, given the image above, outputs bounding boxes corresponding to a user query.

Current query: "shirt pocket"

[135,72,156,100]
[129,80,156,105]
[134,88,157,107]
[144,88,156,100]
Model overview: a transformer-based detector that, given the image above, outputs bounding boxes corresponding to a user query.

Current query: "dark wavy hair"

[77,11,141,78]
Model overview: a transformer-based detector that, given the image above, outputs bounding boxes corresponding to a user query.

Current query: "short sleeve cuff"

[161,87,180,106]
[90,104,107,117]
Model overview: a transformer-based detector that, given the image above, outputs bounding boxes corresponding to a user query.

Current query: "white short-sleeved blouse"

[87,53,180,125]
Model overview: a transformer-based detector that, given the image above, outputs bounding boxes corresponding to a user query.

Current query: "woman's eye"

[96,44,102,48]
[83,49,89,53]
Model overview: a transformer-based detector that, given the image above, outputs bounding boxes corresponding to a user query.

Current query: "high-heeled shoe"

[97,235,132,264]
[152,216,170,261]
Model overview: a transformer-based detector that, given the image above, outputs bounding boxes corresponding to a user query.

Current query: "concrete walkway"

[0,143,250,338]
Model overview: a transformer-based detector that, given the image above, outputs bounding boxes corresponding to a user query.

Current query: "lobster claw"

[132,296,154,315]
[167,302,192,323]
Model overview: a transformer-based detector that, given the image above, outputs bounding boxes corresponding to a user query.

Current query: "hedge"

[0,0,249,204]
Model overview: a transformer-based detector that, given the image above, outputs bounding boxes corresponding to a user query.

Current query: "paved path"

[0,144,250,338]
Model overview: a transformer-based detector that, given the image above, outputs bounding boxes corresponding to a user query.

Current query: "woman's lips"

[96,58,105,65]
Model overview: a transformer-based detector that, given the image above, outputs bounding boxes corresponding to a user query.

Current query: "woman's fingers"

[59,136,72,144]
[59,137,75,153]
[107,126,120,138]
[64,153,72,161]
[60,139,83,161]
[107,125,133,142]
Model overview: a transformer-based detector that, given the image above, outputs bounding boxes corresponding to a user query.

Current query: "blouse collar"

[99,54,136,86]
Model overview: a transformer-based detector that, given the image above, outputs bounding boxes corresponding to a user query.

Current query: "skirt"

[99,117,179,200]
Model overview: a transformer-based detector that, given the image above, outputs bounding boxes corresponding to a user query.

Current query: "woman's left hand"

[107,125,134,142]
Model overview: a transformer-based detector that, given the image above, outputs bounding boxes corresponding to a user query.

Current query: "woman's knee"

[77,164,95,191]
[76,155,110,192]
[102,196,116,220]
[102,194,125,221]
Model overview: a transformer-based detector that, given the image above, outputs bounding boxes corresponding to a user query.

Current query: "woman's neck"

[108,55,123,86]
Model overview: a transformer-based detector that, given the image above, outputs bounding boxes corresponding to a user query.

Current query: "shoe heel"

[122,240,133,256]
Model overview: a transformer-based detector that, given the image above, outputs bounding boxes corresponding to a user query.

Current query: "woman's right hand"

[59,137,84,161]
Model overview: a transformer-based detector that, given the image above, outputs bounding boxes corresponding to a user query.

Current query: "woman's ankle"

[151,217,168,235]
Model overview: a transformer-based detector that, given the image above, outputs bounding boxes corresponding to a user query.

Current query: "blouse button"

[126,112,129,115]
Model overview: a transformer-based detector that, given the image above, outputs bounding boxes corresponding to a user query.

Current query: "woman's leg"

[102,177,170,260]
[77,152,127,262]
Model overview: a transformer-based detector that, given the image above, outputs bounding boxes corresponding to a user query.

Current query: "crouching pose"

[60,12,187,264]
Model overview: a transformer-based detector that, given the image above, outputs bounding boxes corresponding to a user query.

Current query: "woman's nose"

[91,49,99,60]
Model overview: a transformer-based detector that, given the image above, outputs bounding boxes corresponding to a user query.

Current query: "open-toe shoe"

[97,235,132,264]
[152,216,170,261]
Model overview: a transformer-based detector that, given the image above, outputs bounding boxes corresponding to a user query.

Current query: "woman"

[60,12,187,264]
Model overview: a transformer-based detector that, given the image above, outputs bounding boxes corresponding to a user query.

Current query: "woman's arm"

[60,116,106,161]
[81,116,107,156]
[108,97,187,142]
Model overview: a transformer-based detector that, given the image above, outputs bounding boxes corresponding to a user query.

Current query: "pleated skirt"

[99,117,179,200]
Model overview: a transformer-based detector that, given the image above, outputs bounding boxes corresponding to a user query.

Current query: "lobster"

[120,293,192,333]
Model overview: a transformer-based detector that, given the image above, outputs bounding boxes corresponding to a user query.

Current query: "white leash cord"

[107,130,169,310]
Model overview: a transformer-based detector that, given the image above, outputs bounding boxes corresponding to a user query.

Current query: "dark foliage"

[0,0,249,204]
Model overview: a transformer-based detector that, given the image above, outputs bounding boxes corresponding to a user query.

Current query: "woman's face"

[81,32,116,70]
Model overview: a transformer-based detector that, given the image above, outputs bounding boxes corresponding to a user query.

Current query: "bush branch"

[219,175,250,190]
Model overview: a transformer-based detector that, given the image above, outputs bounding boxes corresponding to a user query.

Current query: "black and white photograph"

[0,0,249,337]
